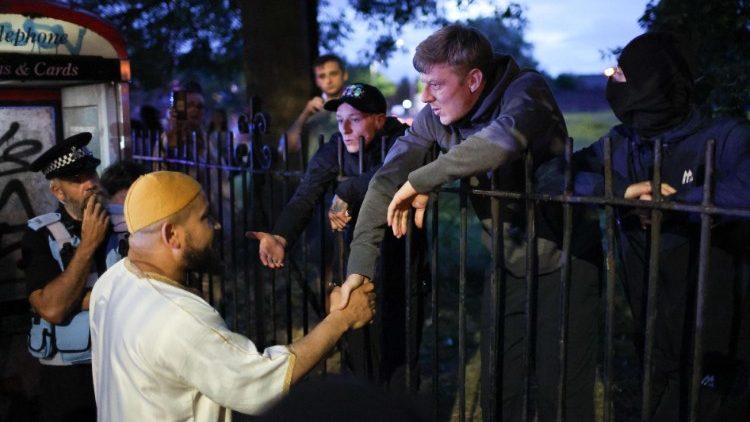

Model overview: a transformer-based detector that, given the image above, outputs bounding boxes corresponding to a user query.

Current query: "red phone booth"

[0,0,130,306]
[0,1,130,410]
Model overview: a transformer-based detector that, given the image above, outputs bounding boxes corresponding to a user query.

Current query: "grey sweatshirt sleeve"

[408,74,565,193]
[346,108,436,279]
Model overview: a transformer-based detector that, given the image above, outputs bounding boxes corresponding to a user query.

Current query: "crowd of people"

[20,24,749,422]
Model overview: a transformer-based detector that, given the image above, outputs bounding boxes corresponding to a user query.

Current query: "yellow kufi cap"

[124,171,202,234]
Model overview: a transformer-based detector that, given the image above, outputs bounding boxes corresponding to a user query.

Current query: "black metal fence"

[131,128,750,422]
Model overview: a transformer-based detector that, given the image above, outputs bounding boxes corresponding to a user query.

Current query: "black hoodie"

[606,31,695,138]
[272,116,408,247]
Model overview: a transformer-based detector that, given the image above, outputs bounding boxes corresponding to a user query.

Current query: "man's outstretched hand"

[245,231,287,268]
[336,273,372,310]
[387,181,429,238]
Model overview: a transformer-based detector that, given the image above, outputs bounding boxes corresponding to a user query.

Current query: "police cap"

[29,132,101,180]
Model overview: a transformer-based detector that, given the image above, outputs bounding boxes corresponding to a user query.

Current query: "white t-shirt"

[90,259,294,421]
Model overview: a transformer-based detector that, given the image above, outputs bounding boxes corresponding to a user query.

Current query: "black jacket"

[272,117,408,247]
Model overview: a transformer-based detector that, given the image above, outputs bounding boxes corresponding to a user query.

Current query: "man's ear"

[49,180,65,202]
[160,222,182,250]
[467,68,484,93]
[374,113,387,130]
[342,71,349,82]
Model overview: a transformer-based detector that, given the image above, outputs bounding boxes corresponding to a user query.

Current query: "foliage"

[319,0,528,64]
[430,190,491,282]
[394,77,413,103]
[346,65,397,97]
[639,0,750,116]
[553,73,578,91]
[464,8,537,69]
[319,0,440,63]
[62,0,245,108]
[59,0,537,128]
[564,111,620,150]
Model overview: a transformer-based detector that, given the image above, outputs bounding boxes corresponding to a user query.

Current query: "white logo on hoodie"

[682,169,694,185]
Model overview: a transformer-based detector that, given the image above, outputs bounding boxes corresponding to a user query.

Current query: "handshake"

[246,230,375,329]
[327,274,374,330]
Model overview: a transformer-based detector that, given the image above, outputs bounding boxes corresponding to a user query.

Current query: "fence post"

[602,137,616,422]
[688,139,716,421]
[556,137,574,422]
[522,150,538,422]
[317,133,328,375]
[458,178,469,422]
[641,139,664,420]
[430,184,441,420]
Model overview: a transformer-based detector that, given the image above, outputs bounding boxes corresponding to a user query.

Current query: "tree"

[61,1,533,143]
[65,0,317,142]
[64,0,247,109]
[346,65,397,97]
[319,1,528,63]
[639,0,750,116]
[464,8,536,70]
[319,0,446,63]
[238,1,319,143]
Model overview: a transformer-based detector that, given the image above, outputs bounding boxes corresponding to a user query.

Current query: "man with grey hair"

[22,132,115,421]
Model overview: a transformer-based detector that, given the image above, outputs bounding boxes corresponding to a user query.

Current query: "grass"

[564,111,620,150]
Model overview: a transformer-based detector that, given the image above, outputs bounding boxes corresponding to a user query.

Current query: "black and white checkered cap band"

[43,146,94,176]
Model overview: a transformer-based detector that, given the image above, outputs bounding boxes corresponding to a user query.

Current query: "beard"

[184,235,221,274]
[65,191,108,220]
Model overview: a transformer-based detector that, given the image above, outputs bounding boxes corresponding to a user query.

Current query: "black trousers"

[38,364,96,422]
[340,230,426,392]
[621,228,750,421]
[480,259,600,422]
[341,276,424,392]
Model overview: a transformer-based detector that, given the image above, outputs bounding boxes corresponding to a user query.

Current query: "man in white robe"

[90,171,375,421]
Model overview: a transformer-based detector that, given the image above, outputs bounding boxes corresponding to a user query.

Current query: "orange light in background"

[603,67,616,77]
[120,60,131,82]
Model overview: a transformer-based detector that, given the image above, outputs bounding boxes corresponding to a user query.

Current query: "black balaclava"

[606,32,694,138]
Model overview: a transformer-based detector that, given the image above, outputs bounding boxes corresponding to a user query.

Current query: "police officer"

[21,132,118,421]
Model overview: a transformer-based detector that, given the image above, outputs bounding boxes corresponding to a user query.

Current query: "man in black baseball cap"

[322,83,388,155]
[22,132,117,421]
[250,83,428,390]
[323,82,387,115]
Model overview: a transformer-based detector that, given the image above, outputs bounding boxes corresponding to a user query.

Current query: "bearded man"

[22,132,115,421]
[90,171,375,421]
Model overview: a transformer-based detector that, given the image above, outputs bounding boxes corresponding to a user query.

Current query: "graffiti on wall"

[0,106,56,299]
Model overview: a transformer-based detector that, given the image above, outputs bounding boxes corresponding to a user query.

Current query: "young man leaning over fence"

[337,24,601,421]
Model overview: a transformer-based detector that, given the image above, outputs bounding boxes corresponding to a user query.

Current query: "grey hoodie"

[347,56,568,279]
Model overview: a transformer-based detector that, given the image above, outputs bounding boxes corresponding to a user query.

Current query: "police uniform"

[21,132,121,422]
